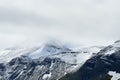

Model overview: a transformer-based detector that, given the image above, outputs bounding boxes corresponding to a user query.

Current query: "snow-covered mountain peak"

[42,40,70,52]
[28,40,71,59]
[97,40,120,55]
[0,40,73,62]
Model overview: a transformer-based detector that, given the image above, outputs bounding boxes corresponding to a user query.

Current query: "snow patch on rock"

[108,71,120,80]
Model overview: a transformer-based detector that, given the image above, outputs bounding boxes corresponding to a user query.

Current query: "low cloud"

[0,0,120,48]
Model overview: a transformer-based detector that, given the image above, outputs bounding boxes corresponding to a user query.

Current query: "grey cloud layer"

[0,8,60,26]
[0,0,120,48]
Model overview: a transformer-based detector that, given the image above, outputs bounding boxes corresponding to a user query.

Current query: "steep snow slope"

[0,40,102,64]
[0,40,70,63]
[0,46,39,63]
[50,46,103,72]
[0,40,103,65]
[60,40,120,80]
[98,40,120,56]
[28,40,71,59]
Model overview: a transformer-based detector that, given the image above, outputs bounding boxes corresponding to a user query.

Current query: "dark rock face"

[0,56,72,80]
[0,63,5,76]
[60,50,120,80]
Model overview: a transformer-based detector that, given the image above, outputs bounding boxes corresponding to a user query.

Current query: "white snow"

[51,52,77,64]
[42,72,51,80]
[29,40,71,59]
[76,46,101,63]
[103,41,120,55]
[0,46,39,63]
[104,50,115,55]
[76,52,91,64]
[0,40,68,62]
[0,40,102,65]
[50,46,102,72]
[108,71,120,80]
[28,47,43,59]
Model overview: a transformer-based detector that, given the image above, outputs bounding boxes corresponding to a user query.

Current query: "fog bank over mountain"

[0,0,120,48]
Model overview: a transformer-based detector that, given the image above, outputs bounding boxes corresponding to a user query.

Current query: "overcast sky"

[0,0,120,48]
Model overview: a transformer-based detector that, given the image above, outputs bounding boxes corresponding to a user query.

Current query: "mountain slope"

[0,40,103,80]
[60,40,120,80]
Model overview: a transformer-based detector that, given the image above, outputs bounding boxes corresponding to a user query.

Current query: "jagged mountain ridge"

[0,40,71,63]
[0,40,107,80]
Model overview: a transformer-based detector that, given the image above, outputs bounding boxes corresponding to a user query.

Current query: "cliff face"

[0,56,73,80]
